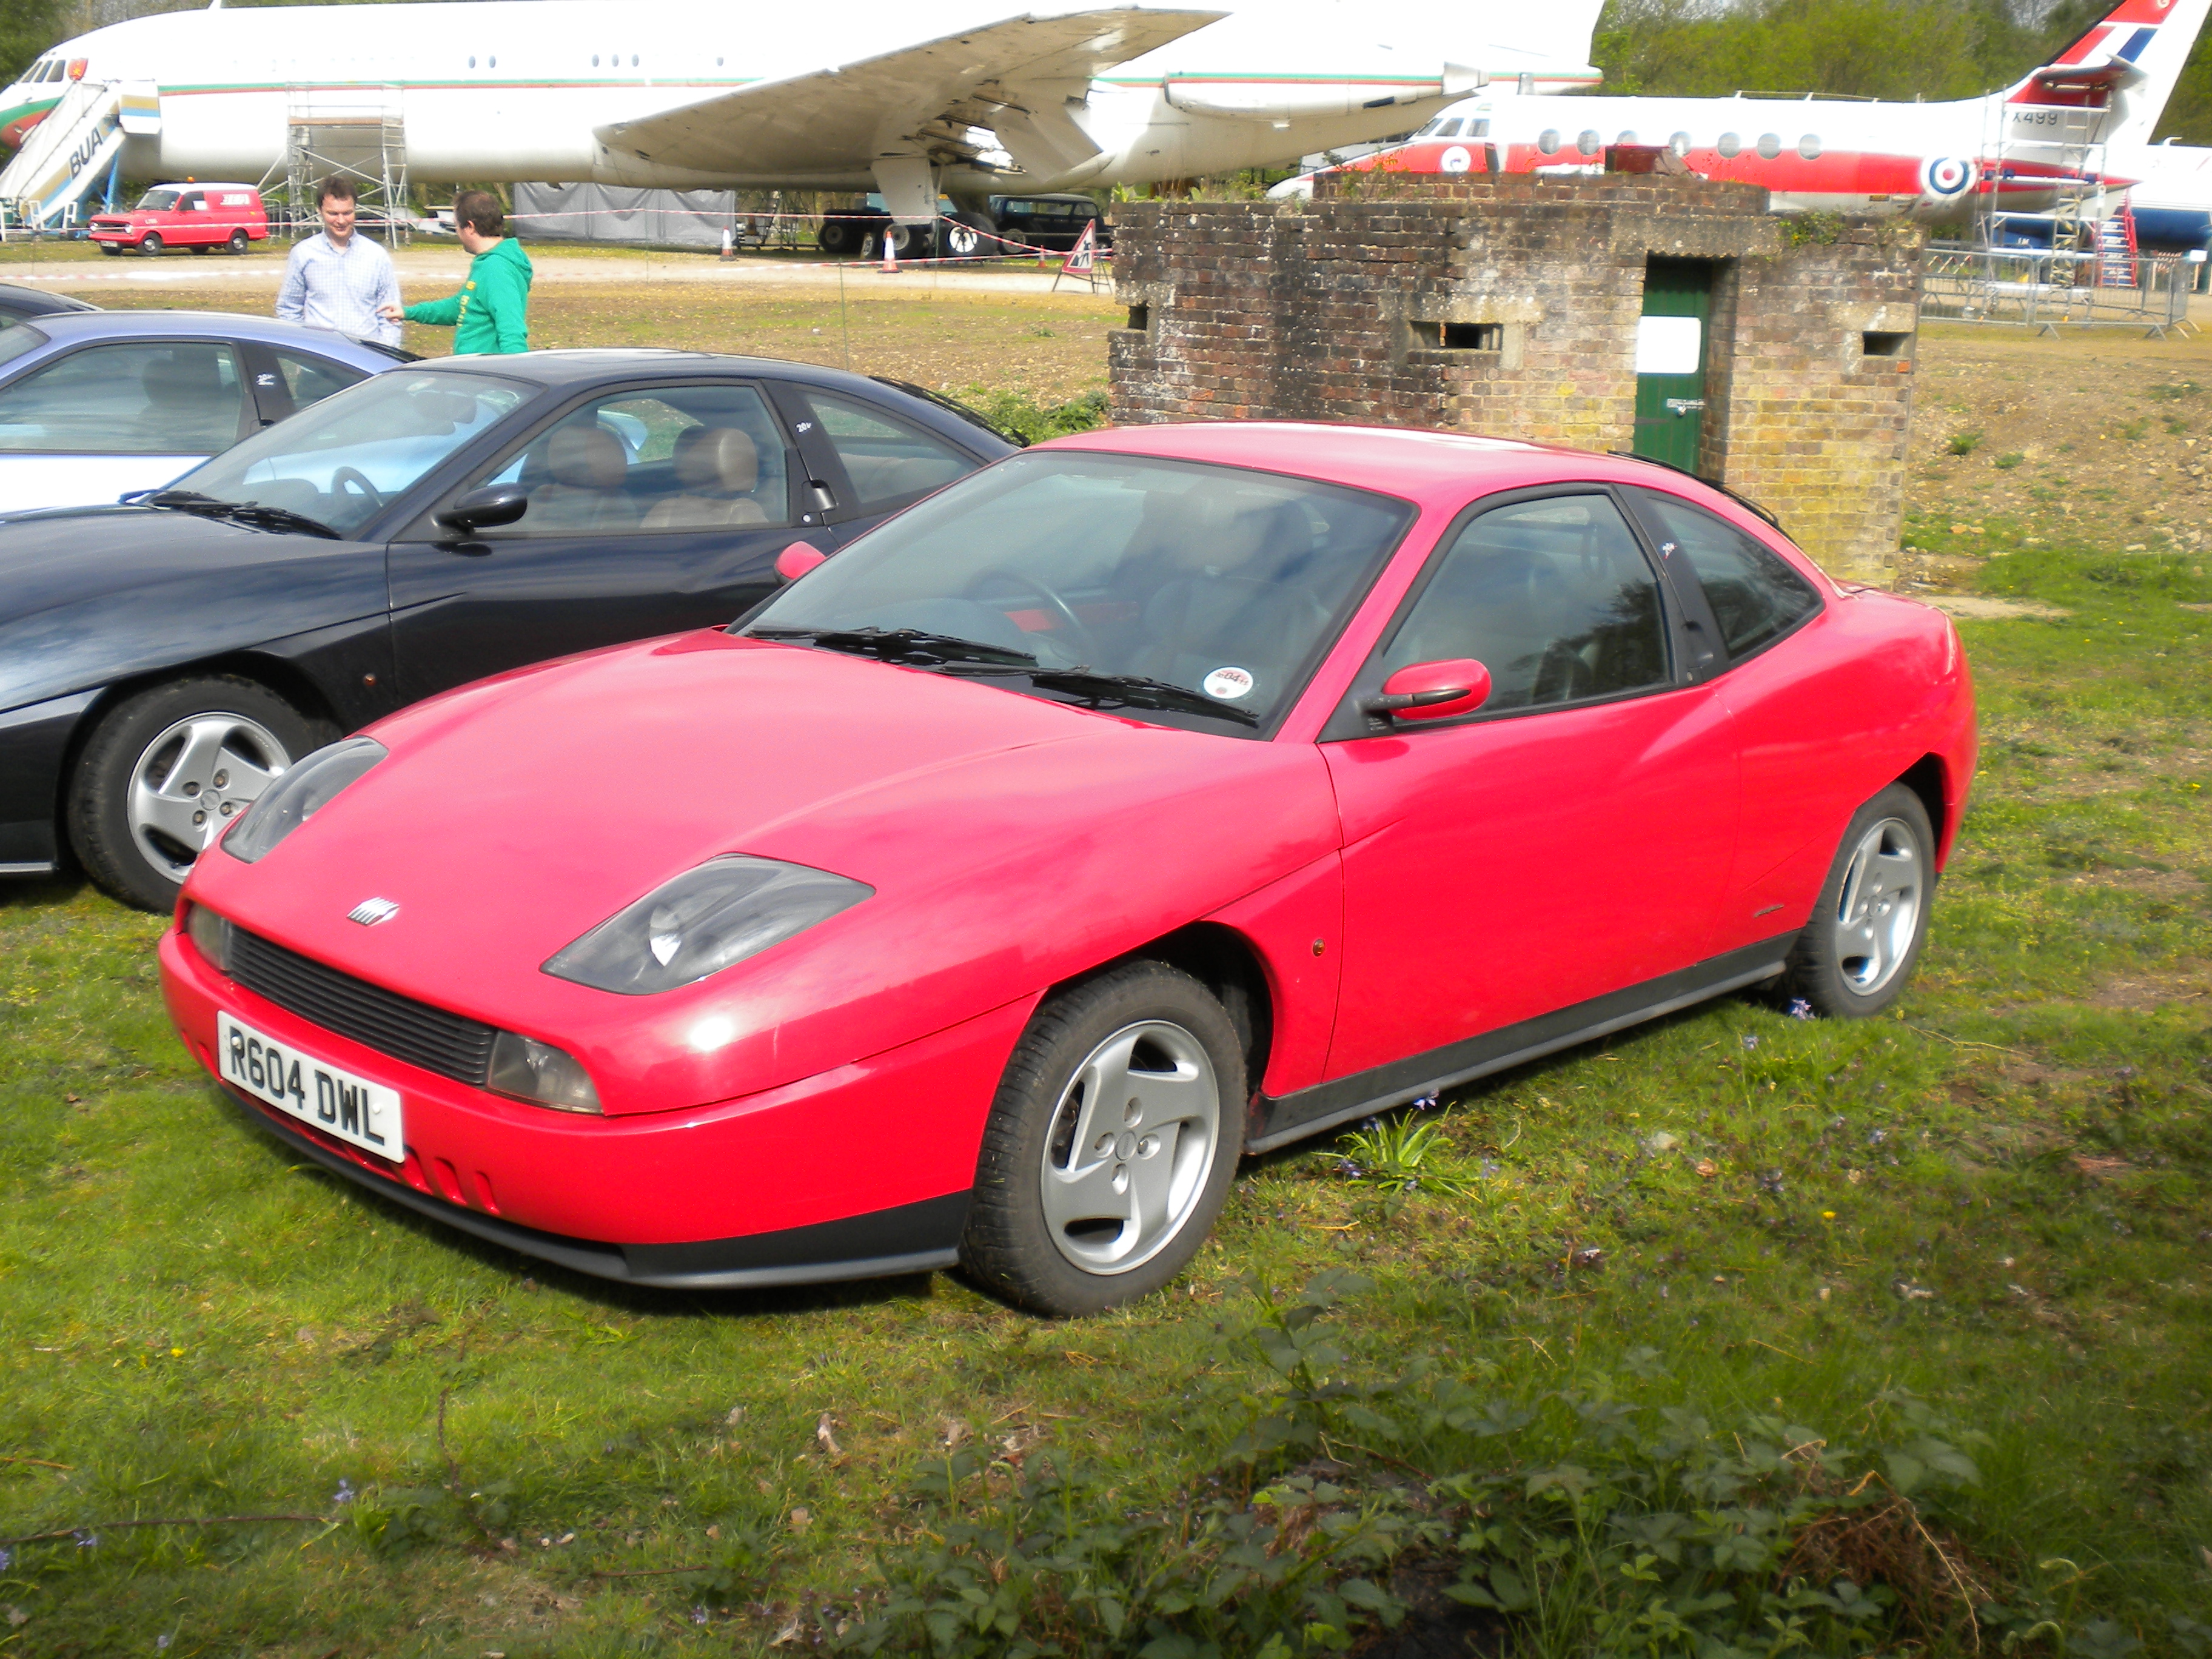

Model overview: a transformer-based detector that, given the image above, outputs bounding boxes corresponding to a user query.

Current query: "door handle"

[807,480,837,513]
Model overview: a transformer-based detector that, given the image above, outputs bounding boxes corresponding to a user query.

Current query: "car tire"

[961,961,1245,1316]
[227,229,249,254]
[138,232,163,255]
[67,676,330,913]
[1778,782,1936,1019]
[945,212,993,257]
[816,218,857,256]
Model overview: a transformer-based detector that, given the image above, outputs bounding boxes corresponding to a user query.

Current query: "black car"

[0,283,99,325]
[985,195,1110,254]
[0,350,1017,910]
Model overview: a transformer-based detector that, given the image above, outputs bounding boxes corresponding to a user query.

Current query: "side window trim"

[1318,483,1692,744]
[240,341,296,427]
[400,377,800,541]
[761,380,857,529]
[1619,484,1825,672]
[771,381,982,521]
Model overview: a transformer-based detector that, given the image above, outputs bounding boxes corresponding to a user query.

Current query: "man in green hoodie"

[381,190,531,353]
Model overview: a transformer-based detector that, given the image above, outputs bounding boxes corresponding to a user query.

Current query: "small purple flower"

[332,1478,355,1506]
[157,1636,173,1652]
[692,1606,711,1626]
[1412,1094,1438,1111]
[74,1530,96,1549]
[0,1544,12,1570]
[1740,1033,1759,1050]
[1787,999,1814,1021]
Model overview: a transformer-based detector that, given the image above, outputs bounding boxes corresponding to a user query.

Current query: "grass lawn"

[2,540,2208,1656]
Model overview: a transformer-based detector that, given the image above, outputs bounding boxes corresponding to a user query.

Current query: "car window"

[0,323,46,362]
[797,388,971,512]
[1635,491,1820,659]
[0,341,247,455]
[1382,494,1669,712]
[472,382,793,535]
[176,369,529,537]
[748,450,1413,736]
[272,349,367,412]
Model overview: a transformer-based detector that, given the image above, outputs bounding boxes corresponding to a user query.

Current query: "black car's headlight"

[223,736,387,863]
[542,856,873,995]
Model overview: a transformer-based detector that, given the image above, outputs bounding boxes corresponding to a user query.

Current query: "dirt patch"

[1922,595,2070,620]
[2086,962,2211,1011]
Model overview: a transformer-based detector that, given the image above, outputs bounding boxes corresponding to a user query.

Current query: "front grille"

[230,928,497,1086]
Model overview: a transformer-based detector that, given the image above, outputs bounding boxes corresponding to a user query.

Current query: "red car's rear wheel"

[1780,783,1933,1017]
[962,961,1243,1315]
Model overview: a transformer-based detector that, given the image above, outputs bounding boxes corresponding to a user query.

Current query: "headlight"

[184,902,232,973]
[488,1031,600,1113]
[541,856,873,995]
[223,736,387,863]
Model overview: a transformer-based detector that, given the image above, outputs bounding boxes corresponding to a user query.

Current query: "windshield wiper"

[141,490,341,538]
[945,664,1259,726]
[750,625,1038,668]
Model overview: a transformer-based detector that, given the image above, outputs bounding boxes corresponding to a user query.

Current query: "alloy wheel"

[1831,816,1922,995]
[1039,1019,1221,1275]
[127,713,292,880]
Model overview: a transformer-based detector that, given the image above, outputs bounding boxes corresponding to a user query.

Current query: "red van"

[89,184,269,256]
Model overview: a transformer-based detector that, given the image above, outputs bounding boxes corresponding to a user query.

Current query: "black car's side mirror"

[435,484,529,537]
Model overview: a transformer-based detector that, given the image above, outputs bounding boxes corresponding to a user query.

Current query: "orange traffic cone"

[880,230,897,275]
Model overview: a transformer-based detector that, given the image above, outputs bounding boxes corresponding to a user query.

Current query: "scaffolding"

[275,84,409,243]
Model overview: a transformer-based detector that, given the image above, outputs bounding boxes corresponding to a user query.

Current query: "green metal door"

[1632,258,1712,471]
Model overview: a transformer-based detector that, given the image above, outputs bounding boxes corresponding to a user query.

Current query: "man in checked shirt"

[275,176,403,348]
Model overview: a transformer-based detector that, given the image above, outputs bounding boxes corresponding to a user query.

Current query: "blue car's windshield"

[174,370,532,537]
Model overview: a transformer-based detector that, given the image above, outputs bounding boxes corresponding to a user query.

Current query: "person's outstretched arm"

[403,289,462,326]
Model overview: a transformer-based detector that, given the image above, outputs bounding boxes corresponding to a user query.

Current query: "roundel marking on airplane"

[1440,145,1472,173]
[1922,155,1976,198]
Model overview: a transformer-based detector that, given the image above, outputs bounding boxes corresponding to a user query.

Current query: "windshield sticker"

[1202,666,1255,702]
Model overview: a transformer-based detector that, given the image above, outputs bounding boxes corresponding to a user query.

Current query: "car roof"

[397,348,899,391]
[19,309,401,364]
[0,281,98,315]
[1044,421,1735,514]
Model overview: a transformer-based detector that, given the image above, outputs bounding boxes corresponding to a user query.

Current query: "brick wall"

[1107,173,1923,583]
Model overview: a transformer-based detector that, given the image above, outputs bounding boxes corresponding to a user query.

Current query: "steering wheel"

[971,567,1098,662]
[329,466,385,511]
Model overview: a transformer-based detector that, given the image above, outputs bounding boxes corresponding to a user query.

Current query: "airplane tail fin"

[2004,0,2211,145]
[1451,0,1606,91]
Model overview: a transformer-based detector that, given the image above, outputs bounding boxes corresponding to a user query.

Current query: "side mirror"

[434,483,528,536]
[775,540,829,581]
[1362,658,1490,723]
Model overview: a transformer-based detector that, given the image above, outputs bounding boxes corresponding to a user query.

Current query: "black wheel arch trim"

[1248,933,1794,1153]
[219,1085,968,1289]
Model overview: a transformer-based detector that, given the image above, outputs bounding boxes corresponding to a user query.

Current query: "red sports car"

[159,423,1976,1315]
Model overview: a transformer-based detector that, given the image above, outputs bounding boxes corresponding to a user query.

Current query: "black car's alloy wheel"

[962,961,1244,1316]
[69,676,329,911]
[1780,782,1935,1019]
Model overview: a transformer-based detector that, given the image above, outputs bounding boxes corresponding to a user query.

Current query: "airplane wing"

[595,7,1224,178]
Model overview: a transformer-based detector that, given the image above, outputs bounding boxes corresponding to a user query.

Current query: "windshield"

[172,370,532,537]
[135,189,179,212]
[745,451,1413,735]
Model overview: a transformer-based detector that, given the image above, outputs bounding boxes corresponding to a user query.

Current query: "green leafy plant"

[1948,431,1983,456]
[1994,452,2025,470]
[1330,1109,1471,1196]
[954,385,1110,444]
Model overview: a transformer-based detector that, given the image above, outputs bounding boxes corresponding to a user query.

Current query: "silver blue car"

[0,309,405,514]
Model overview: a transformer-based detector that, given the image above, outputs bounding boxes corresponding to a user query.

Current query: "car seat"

[640,426,769,529]
[136,352,240,452]
[525,426,638,532]
[1134,498,1332,697]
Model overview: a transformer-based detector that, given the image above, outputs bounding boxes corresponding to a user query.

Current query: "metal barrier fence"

[1921,243,2199,337]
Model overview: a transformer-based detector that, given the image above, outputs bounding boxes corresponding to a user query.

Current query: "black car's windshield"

[172,370,531,538]
[745,451,1413,734]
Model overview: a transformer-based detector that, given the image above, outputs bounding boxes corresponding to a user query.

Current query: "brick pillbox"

[1107,168,1925,584]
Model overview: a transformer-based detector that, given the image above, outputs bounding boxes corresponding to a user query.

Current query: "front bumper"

[159,926,1030,1287]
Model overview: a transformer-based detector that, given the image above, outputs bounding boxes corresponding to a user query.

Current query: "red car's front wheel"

[962,961,1244,1315]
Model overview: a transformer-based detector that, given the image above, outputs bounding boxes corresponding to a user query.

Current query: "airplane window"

[1669,131,1691,155]
[1577,130,1601,156]
[1416,118,1441,136]
[467,55,475,68]
[591,54,599,66]
[489,56,497,68]
[1717,132,1741,158]
[1799,133,1822,159]
[1537,129,1561,155]
[1436,119,1463,138]
[1616,129,1638,145]
[1757,133,1781,159]
[631,54,639,67]
[1470,119,1489,136]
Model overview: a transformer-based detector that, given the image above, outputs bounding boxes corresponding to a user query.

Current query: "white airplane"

[0,0,1603,229]
[1273,0,2209,225]
[2105,137,2212,251]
